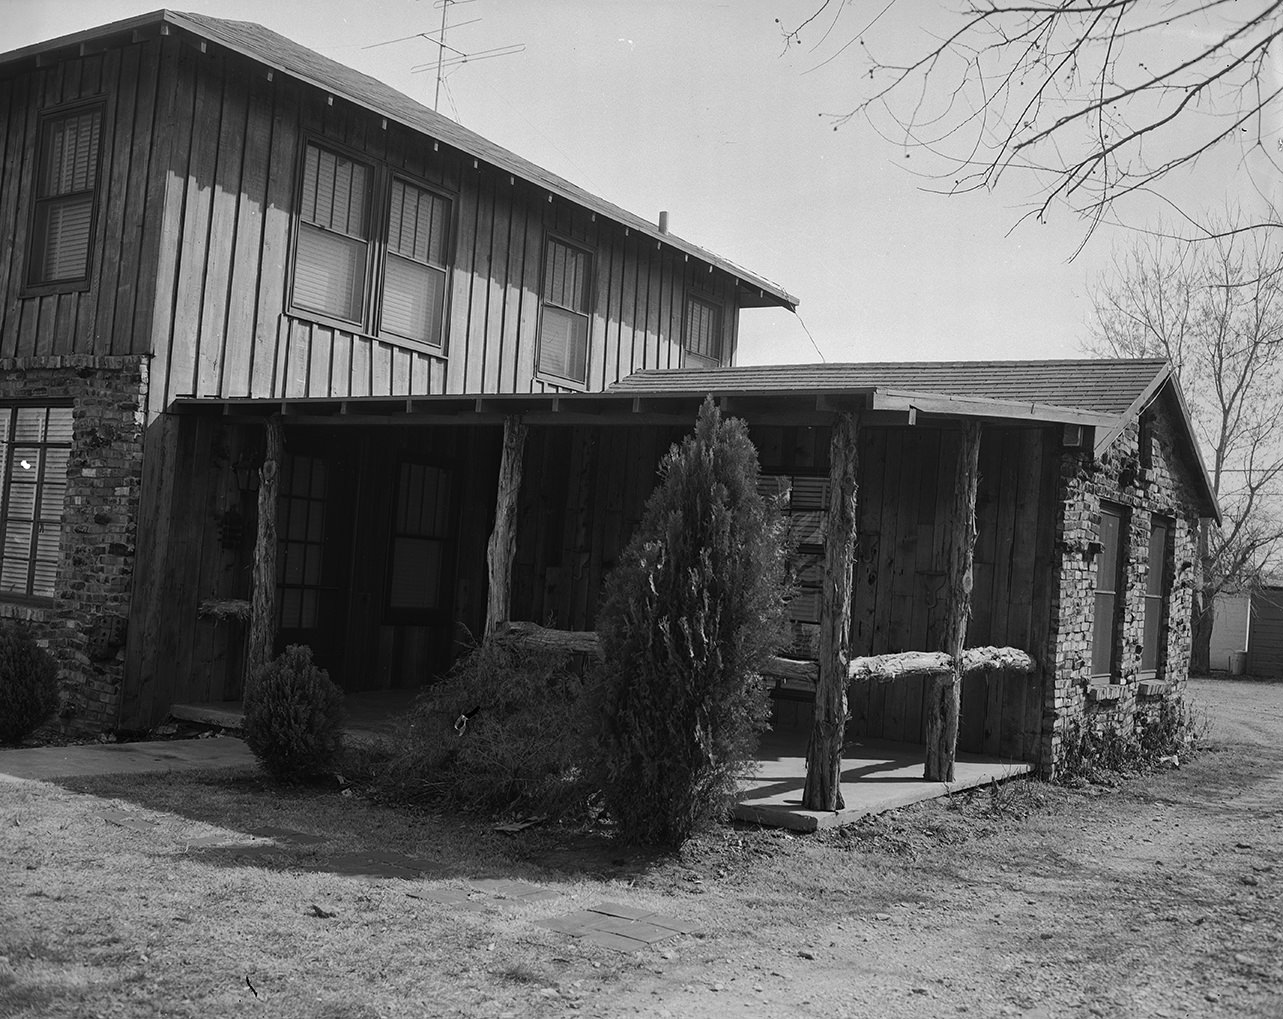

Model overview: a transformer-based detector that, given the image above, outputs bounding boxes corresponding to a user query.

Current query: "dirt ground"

[2,677,1280,1018]
[606,676,1283,1018]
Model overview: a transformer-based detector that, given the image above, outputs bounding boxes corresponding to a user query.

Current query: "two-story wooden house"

[1,11,1221,783]
[0,9,797,731]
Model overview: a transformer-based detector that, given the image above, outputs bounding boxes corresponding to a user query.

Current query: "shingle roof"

[609,358,1171,418]
[0,9,797,311]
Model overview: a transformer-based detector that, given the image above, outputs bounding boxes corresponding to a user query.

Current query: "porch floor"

[169,688,419,743]
[171,697,1035,834]
[734,730,1035,833]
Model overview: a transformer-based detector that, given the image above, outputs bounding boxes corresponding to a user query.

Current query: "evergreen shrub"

[243,644,345,781]
[0,626,59,745]
[386,637,595,817]
[595,397,790,847]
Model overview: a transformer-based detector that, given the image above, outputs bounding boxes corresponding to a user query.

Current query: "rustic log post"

[802,411,859,811]
[925,421,982,782]
[485,416,527,638]
[246,415,283,689]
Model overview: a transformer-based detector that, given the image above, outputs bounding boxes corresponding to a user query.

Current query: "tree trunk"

[485,416,527,639]
[246,416,283,691]
[802,411,859,811]
[925,421,981,782]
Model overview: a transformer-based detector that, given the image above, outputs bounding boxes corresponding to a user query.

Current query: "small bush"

[384,637,595,817]
[243,644,345,781]
[1057,696,1206,786]
[595,397,790,847]
[0,626,60,744]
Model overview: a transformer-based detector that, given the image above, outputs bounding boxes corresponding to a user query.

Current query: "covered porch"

[125,384,1085,805]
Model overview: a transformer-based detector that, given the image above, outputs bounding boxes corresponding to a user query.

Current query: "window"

[0,406,72,601]
[291,141,452,348]
[28,105,102,288]
[276,455,327,630]
[388,463,453,612]
[1141,516,1170,677]
[760,473,828,656]
[684,295,724,367]
[1091,503,1126,680]
[537,237,592,384]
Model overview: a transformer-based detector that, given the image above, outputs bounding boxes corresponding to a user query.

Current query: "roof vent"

[658,210,669,234]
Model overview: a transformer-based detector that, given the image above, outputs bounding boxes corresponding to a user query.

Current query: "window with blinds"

[0,406,73,601]
[759,473,830,657]
[290,141,452,348]
[380,180,450,346]
[684,295,723,368]
[537,237,592,384]
[28,106,102,288]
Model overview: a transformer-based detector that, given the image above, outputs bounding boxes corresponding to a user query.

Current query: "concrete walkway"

[0,736,256,781]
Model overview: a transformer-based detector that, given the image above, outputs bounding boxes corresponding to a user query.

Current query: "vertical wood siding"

[3,37,744,411]
[0,41,168,359]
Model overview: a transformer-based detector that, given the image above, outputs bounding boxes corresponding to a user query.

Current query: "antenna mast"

[363,0,524,116]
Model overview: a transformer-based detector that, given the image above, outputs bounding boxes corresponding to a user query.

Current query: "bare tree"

[786,2,1283,242]
[1087,223,1283,669]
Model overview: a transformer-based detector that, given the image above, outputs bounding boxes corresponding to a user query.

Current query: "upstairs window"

[1140,516,1171,677]
[290,141,452,350]
[0,405,73,601]
[537,237,592,385]
[294,145,371,324]
[684,295,724,368]
[28,105,102,289]
[1091,503,1127,680]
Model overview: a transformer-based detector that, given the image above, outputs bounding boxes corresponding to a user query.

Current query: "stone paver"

[534,901,694,952]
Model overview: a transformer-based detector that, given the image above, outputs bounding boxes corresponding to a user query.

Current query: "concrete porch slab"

[735,733,1034,832]
[0,736,257,781]
[171,688,420,744]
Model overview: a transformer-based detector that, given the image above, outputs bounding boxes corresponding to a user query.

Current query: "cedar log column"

[802,411,859,811]
[485,416,527,638]
[246,415,283,687]
[924,420,982,782]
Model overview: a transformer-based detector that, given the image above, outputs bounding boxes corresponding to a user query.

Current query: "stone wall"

[0,356,149,733]
[1042,397,1204,772]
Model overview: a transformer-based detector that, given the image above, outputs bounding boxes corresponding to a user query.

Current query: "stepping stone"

[406,889,486,912]
[535,902,696,952]
[323,851,428,879]
[95,809,160,834]
[469,878,559,902]
[243,825,325,846]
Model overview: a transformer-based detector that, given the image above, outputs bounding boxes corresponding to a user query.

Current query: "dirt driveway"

[606,677,1283,1018]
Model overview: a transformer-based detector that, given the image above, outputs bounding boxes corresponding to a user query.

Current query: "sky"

[1,0,1262,367]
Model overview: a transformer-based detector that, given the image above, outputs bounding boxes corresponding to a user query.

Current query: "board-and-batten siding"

[0,41,166,359]
[140,41,738,414]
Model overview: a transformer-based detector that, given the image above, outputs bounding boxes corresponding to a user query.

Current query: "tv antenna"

[363,0,525,114]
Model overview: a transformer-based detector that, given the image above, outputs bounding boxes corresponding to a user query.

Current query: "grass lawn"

[3,677,1281,1018]
[0,754,975,1018]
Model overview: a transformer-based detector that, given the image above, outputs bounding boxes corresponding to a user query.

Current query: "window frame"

[0,402,74,605]
[683,292,725,368]
[287,136,455,354]
[24,100,106,296]
[535,234,594,388]
[1140,514,1171,679]
[1090,501,1128,682]
[385,458,457,625]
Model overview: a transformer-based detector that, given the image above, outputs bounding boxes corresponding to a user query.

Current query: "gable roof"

[0,8,797,311]
[612,358,1220,521]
